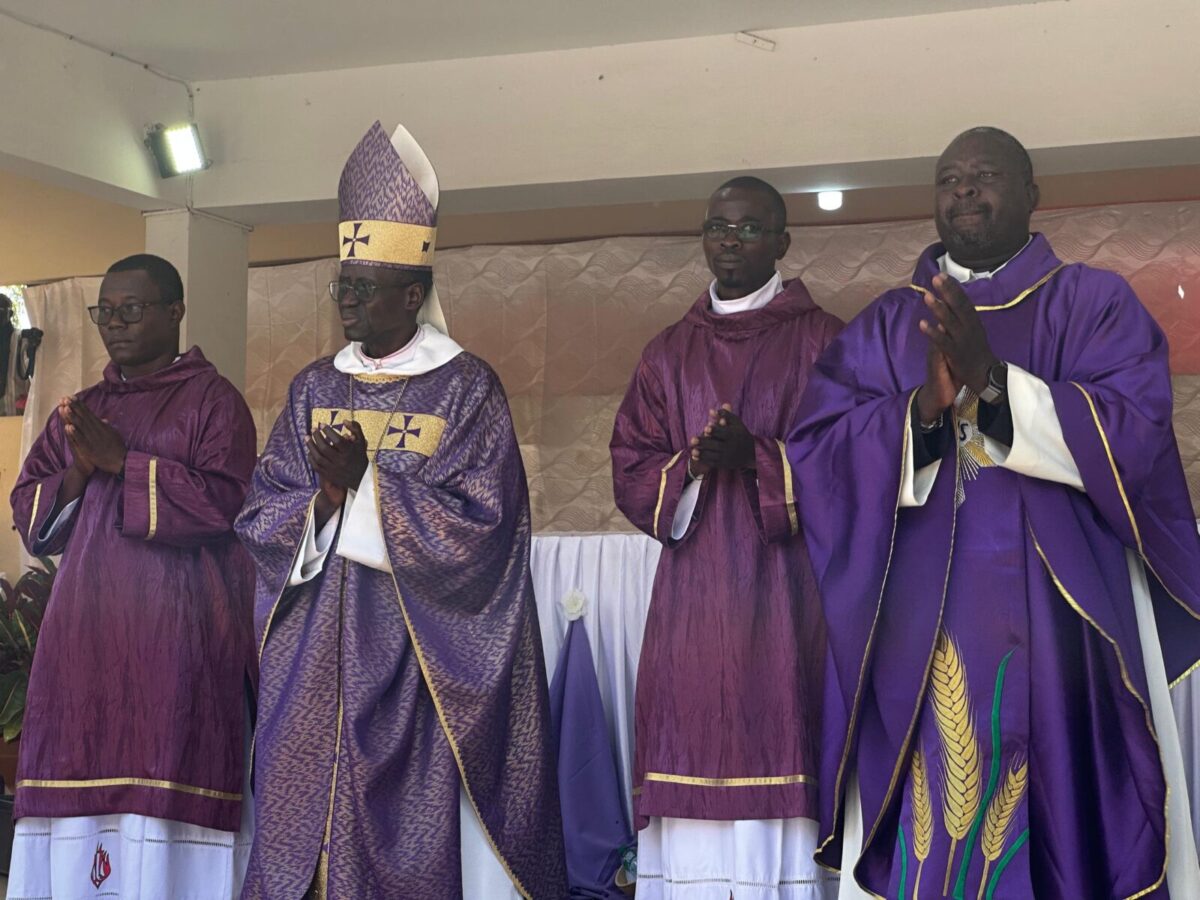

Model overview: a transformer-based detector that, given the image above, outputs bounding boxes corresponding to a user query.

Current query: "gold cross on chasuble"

[311,408,447,459]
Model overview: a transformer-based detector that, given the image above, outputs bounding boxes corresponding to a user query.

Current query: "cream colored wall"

[0,170,145,285]
[193,0,1199,218]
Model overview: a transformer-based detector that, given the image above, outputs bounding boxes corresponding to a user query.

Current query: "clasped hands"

[688,403,755,478]
[308,422,369,515]
[58,396,126,477]
[916,273,1001,425]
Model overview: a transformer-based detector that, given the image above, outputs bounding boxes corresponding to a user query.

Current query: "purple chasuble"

[788,234,1200,899]
[611,278,843,827]
[236,352,567,899]
[10,346,257,832]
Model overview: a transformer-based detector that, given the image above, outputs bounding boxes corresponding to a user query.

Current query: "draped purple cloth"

[788,235,1200,898]
[611,279,842,827]
[550,618,633,899]
[10,347,257,831]
[236,351,566,899]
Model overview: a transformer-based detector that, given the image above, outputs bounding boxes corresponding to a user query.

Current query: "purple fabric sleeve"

[12,410,80,556]
[611,358,694,544]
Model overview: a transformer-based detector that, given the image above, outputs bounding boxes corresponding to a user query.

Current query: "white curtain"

[17,278,105,569]
[528,532,1200,851]
[531,532,661,823]
[19,278,105,470]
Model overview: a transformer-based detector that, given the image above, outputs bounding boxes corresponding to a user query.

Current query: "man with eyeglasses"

[8,253,257,899]
[610,177,843,899]
[236,122,566,899]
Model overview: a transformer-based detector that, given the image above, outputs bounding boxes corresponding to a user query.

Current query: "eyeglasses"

[328,278,415,303]
[701,221,783,242]
[87,302,172,326]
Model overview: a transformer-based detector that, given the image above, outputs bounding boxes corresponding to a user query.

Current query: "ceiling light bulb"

[817,191,843,211]
[146,123,208,178]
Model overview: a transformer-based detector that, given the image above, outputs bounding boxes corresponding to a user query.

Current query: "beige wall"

[5,0,1195,228]
[193,0,1200,220]
[0,170,145,285]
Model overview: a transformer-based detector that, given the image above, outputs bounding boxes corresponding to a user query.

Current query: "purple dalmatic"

[236,352,567,899]
[611,278,842,827]
[788,234,1200,898]
[10,347,257,832]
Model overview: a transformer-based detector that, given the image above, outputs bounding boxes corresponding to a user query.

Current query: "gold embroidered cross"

[341,222,371,258]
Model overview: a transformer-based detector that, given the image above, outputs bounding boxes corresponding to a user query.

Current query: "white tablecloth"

[529,531,1200,843]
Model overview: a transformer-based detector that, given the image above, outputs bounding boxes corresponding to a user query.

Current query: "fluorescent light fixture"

[817,190,843,211]
[146,123,209,178]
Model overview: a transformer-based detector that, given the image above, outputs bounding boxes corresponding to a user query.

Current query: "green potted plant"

[0,557,52,875]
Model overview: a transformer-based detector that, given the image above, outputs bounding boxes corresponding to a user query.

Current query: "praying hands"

[916,273,1001,424]
[689,403,756,476]
[308,421,368,522]
[58,395,127,476]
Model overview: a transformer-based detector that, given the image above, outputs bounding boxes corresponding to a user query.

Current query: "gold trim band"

[28,483,42,541]
[908,263,1063,313]
[378,467,532,900]
[1069,382,1200,631]
[338,220,436,267]
[257,493,320,662]
[249,493,320,790]
[643,772,814,788]
[861,420,961,859]
[776,439,799,536]
[817,389,918,865]
[652,451,684,540]
[147,457,159,540]
[1070,383,1143,552]
[1030,528,1167,900]
[311,408,446,459]
[18,777,241,802]
[1171,656,1200,690]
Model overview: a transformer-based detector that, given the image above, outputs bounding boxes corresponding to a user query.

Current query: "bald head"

[711,176,788,229]
[934,127,1040,270]
[942,127,1033,185]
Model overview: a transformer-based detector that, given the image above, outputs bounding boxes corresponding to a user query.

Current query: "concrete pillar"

[144,209,251,390]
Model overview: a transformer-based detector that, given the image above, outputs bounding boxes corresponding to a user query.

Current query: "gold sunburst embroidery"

[954,391,996,507]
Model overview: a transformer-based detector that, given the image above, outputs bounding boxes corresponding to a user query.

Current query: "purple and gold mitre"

[337,121,438,270]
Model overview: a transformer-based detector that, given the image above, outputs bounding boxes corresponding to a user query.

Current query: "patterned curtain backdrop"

[245,201,1200,534]
[15,203,1199,535]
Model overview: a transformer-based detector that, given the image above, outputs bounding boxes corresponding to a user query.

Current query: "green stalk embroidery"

[953,649,1015,899]
[984,828,1030,900]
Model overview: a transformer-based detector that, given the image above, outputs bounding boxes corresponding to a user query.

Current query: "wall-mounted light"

[817,190,843,212]
[145,123,209,178]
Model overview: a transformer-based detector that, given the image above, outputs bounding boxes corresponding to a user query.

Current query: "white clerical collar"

[939,235,1033,283]
[120,354,182,382]
[707,271,783,315]
[334,323,464,376]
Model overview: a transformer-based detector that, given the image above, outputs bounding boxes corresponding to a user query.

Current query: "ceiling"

[0,0,1046,80]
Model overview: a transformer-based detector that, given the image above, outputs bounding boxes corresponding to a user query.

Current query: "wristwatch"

[979,361,1008,405]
